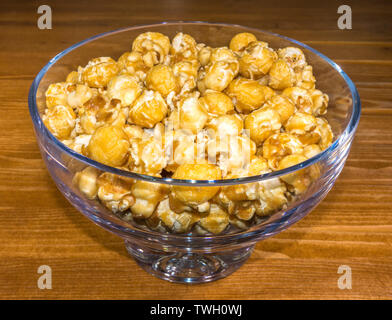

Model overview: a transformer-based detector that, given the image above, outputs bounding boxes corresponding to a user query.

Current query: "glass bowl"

[28,22,360,283]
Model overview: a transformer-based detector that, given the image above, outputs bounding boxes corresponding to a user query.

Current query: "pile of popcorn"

[43,31,333,235]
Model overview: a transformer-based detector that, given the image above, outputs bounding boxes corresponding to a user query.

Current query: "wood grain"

[0,0,391,299]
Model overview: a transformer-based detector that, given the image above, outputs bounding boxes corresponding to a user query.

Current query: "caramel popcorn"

[44,31,333,235]
[226,78,275,113]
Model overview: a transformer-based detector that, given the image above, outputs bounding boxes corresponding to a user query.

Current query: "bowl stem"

[125,240,254,283]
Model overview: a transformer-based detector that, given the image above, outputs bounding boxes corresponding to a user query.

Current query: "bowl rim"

[28,21,361,187]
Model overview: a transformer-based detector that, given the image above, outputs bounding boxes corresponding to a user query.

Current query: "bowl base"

[125,240,254,283]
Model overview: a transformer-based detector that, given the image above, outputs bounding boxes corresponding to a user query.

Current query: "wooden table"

[0,0,391,299]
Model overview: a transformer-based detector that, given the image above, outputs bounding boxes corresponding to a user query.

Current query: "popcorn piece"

[198,60,238,93]
[226,78,275,114]
[278,47,307,71]
[177,92,208,134]
[67,84,93,108]
[73,166,100,199]
[97,172,135,212]
[197,44,212,66]
[268,59,296,90]
[262,95,295,123]
[282,86,313,114]
[303,144,322,159]
[244,107,281,145]
[172,163,221,206]
[130,181,168,219]
[107,74,142,107]
[229,32,257,52]
[132,32,171,68]
[278,154,311,194]
[315,117,333,150]
[87,125,129,167]
[206,114,243,138]
[129,90,168,128]
[198,90,234,117]
[262,132,304,170]
[285,112,320,145]
[170,33,198,63]
[117,51,148,79]
[197,204,229,234]
[43,104,76,139]
[148,198,199,233]
[239,41,277,79]
[172,60,199,95]
[128,136,166,175]
[310,88,329,116]
[146,64,178,98]
[207,135,256,176]
[257,177,288,216]
[45,82,71,109]
[82,57,119,88]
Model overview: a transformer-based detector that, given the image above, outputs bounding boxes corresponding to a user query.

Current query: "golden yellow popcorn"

[244,107,281,145]
[310,89,329,116]
[282,86,313,114]
[117,51,148,78]
[206,114,243,138]
[278,154,311,194]
[172,163,222,206]
[229,32,257,52]
[197,44,212,66]
[132,32,171,67]
[199,90,234,117]
[164,130,200,172]
[130,180,169,219]
[173,60,199,94]
[207,135,256,176]
[197,204,229,234]
[97,172,135,213]
[148,198,199,233]
[66,70,81,84]
[45,31,334,235]
[284,112,320,145]
[278,47,307,71]
[82,57,119,88]
[107,74,142,107]
[315,117,333,150]
[72,166,100,199]
[221,156,268,202]
[146,64,178,97]
[262,95,295,123]
[198,60,238,93]
[123,124,144,140]
[129,90,168,128]
[43,104,76,139]
[45,82,71,109]
[63,134,92,154]
[239,41,277,79]
[128,136,166,175]
[295,65,316,90]
[77,94,107,134]
[170,32,198,63]
[257,177,288,216]
[226,78,275,113]
[303,144,322,159]
[209,47,239,64]
[67,84,93,108]
[262,132,304,170]
[268,59,296,90]
[87,125,129,167]
[177,92,208,134]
